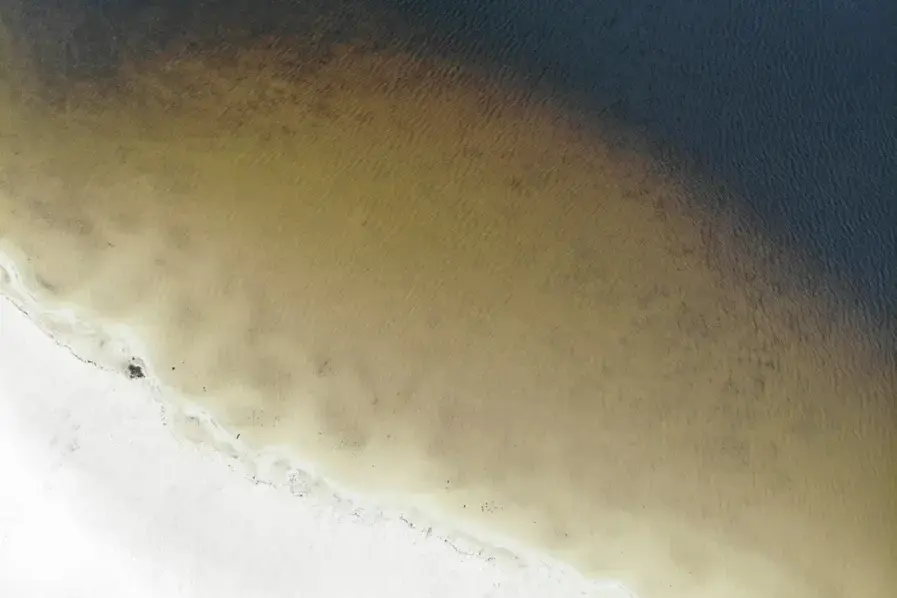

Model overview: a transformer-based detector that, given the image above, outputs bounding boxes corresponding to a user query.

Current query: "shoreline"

[0,249,549,573]
[0,280,634,598]
[1,44,894,598]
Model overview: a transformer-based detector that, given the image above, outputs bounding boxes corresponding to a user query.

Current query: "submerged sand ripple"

[1,48,894,597]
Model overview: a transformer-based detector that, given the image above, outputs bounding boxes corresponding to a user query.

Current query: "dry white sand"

[0,292,634,598]
[1,45,895,597]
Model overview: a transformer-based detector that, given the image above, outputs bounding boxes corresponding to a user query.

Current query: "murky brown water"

[0,43,894,598]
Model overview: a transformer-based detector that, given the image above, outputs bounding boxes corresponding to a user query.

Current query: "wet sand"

[0,43,895,598]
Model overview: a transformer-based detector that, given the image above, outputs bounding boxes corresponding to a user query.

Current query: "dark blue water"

[7,0,897,328]
[390,0,897,328]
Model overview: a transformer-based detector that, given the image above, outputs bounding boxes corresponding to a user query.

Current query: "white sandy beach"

[1,44,894,598]
[0,289,637,598]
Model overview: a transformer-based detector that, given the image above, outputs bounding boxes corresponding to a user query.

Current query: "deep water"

[4,0,895,327]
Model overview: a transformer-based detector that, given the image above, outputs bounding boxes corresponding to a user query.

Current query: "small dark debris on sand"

[127,362,145,379]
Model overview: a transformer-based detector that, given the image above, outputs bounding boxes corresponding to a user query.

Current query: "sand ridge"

[1,46,895,597]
